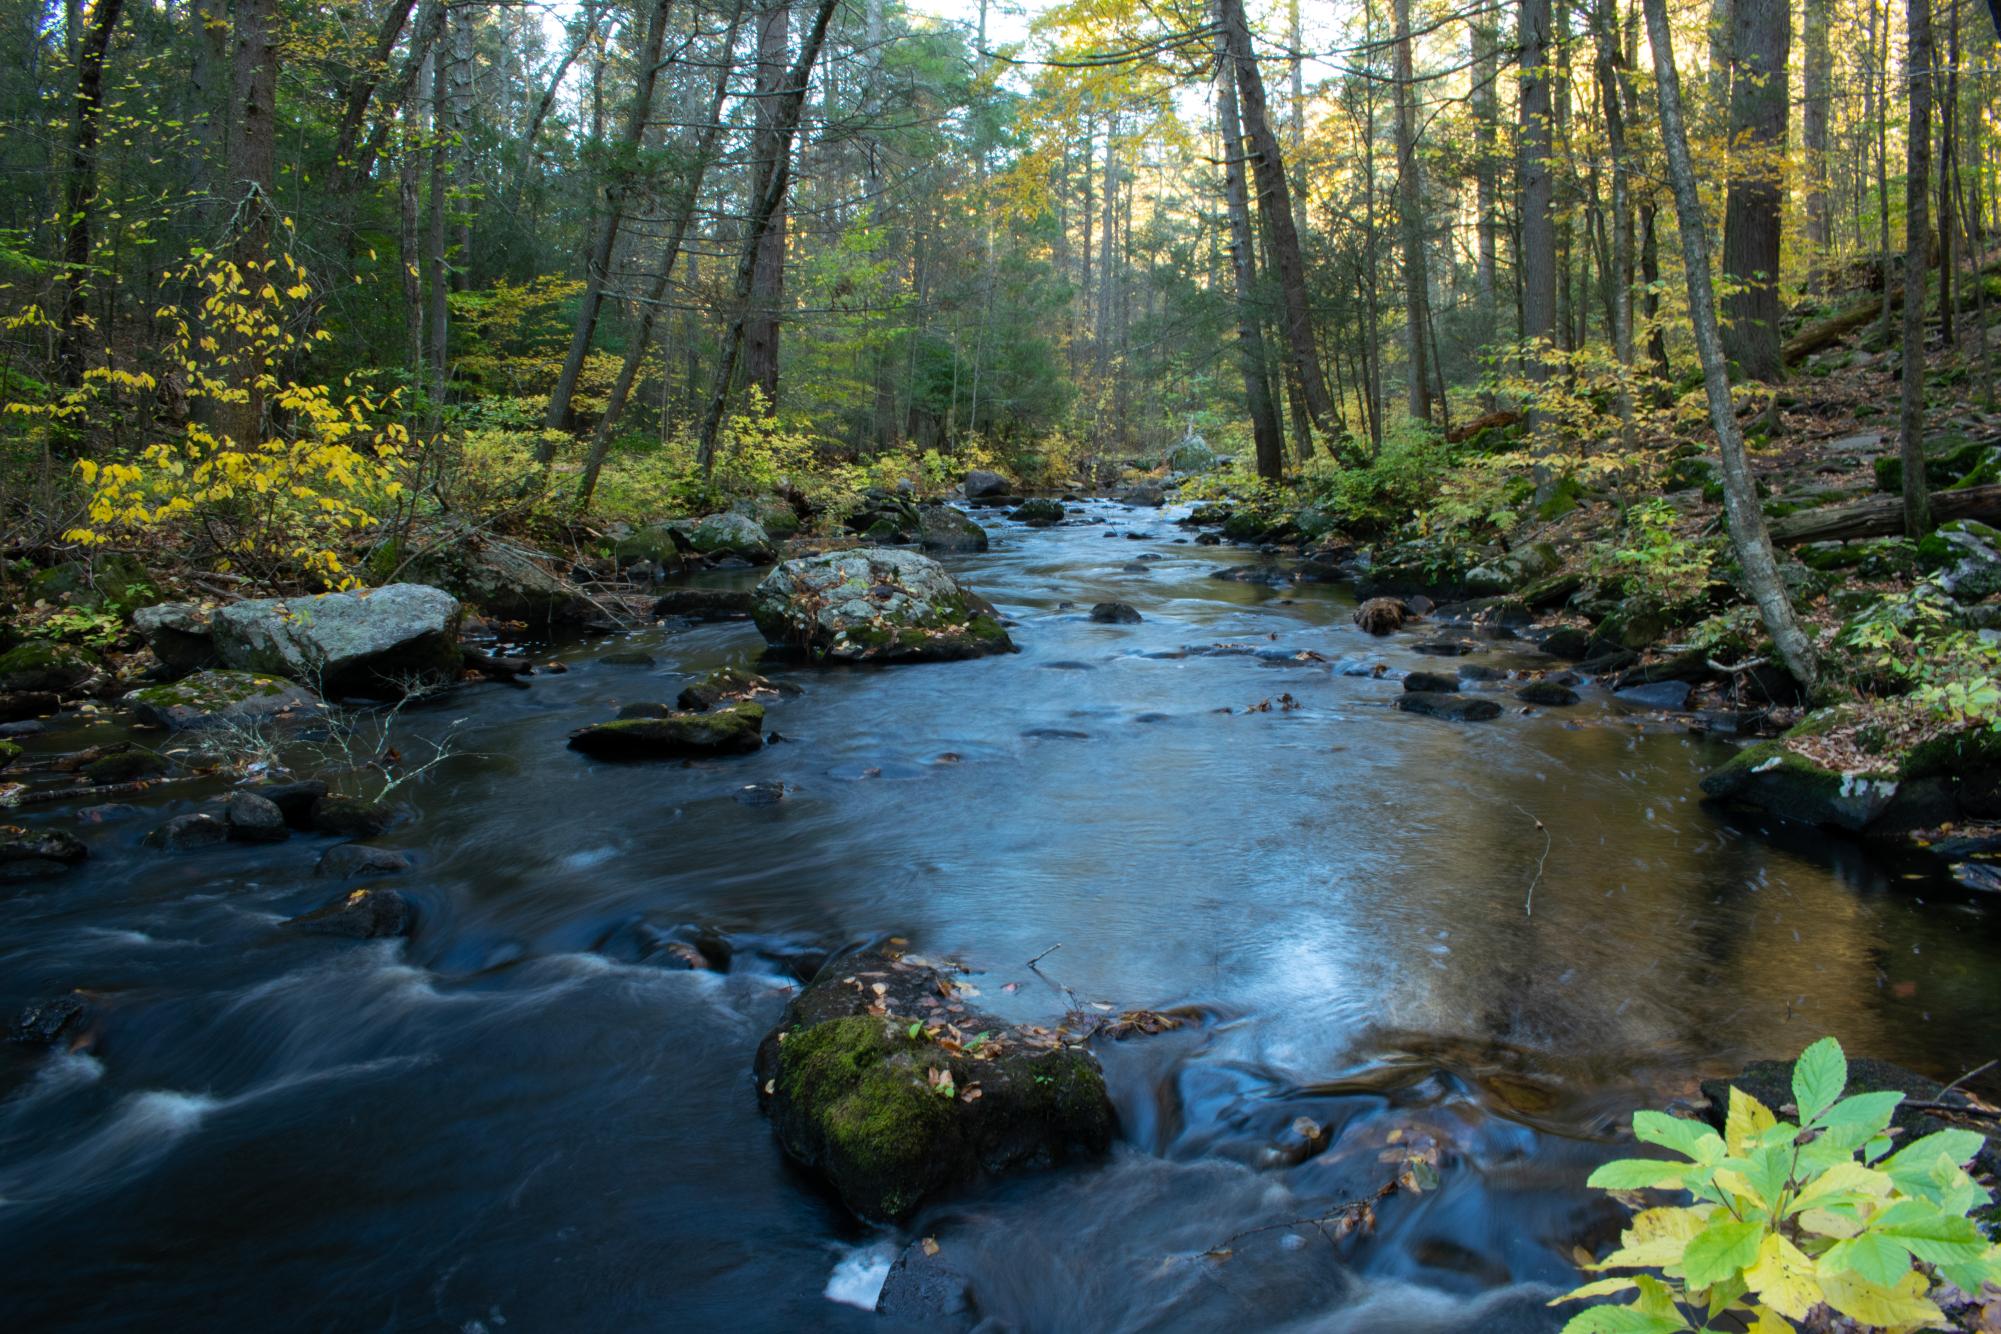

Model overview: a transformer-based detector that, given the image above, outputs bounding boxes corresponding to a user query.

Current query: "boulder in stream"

[1,826,89,880]
[751,549,1014,664]
[567,701,765,760]
[222,790,289,843]
[145,812,230,852]
[211,584,463,697]
[1353,598,1408,636]
[1395,692,1502,722]
[963,469,1010,501]
[672,512,775,564]
[1089,602,1143,624]
[316,843,412,878]
[126,669,322,732]
[1515,680,1580,707]
[311,794,396,838]
[1011,499,1065,527]
[754,941,1114,1221]
[0,642,102,695]
[676,666,787,713]
[133,602,220,676]
[285,886,415,939]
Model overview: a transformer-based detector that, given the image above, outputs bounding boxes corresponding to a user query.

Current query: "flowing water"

[4,500,1998,1332]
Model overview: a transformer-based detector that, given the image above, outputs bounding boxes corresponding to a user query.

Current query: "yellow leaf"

[1595,1207,1708,1269]
[1726,1087,1777,1154]
[1744,1232,1820,1320]
[1817,1268,1943,1328]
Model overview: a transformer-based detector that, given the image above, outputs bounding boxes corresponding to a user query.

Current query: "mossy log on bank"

[1766,483,2001,545]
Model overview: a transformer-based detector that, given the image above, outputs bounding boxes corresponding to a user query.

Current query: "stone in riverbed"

[1615,679,1694,711]
[250,779,328,830]
[312,794,396,838]
[1403,671,1460,693]
[210,584,462,697]
[223,790,289,843]
[1011,498,1066,526]
[963,469,1010,500]
[285,886,414,939]
[0,826,89,880]
[125,669,322,732]
[1516,680,1580,707]
[134,602,220,675]
[754,941,1114,1222]
[145,813,230,852]
[676,666,785,712]
[1089,602,1142,624]
[652,588,754,621]
[1353,598,1407,635]
[671,512,775,564]
[917,505,990,554]
[567,702,765,760]
[751,548,1013,664]
[1411,639,1475,657]
[9,992,90,1046]
[315,843,413,879]
[1395,692,1502,722]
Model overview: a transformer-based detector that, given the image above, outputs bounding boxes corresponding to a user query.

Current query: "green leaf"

[1588,1159,1687,1191]
[1821,1230,1910,1287]
[1883,1128,1986,1174]
[1814,1090,1903,1145]
[1559,1308,1690,1334]
[1681,1219,1765,1288]
[1792,1037,1846,1123]
[1867,1198,1992,1264]
[1632,1110,1722,1163]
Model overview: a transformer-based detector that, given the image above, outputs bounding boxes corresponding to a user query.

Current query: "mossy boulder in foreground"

[0,641,102,695]
[567,701,765,760]
[751,548,1014,664]
[754,942,1115,1221]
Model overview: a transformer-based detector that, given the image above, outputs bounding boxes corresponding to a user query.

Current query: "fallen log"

[1445,409,1522,443]
[1767,483,2001,544]
[1783,255,2001,366]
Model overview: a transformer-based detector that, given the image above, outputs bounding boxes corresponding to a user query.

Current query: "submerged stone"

[285,886,414,939]
[0,826,89,880]
[126,669,321,732]
[1395,692,1502,722]
[567,701,765,760]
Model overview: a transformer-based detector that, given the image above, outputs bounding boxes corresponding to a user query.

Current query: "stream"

[4,499,1999,1332]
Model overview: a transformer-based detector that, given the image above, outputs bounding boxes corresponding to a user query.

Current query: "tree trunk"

[1471,7,1499,376]
[694,0,841,476]
[1392,0,1433,423]
[1719,0,1789,382]
[224,0,277,448]
[744,0,791,411]
[1801,0,1831,263]
[1520,0,1556,384]
[55,0,124,387]
[1218,0,1336,430]
[1593,0,1633,421]
[1903,0,1935,536]
[1215,19,1286,480]
[1640,0,1819,687]
[425,47,449,413]
[1937,0,1958,344]
[578,0,746,506]
[544,0,678,433]
[447,3,475,290]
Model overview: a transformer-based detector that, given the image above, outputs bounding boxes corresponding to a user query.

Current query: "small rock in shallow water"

[735,782,787,806]
[569,702,765,760]
[1088,602,1142,624]
[1516,680,1580,707]
[250,779,328,830]
[145,813,230,852]
[316,843,413,879]
[1403,671,1459,693]
[1022,727,1090,740]
[9,992,90,1046]
[285,887,414,939]
[617,701,674,720]
[1411,639,1475,657]
[1615,680,1694,711]
[1395,692,1502,722]
[223,790,289,843]
[313,795,395,838]
[1353,598,1408,635]
[1,826,89,879]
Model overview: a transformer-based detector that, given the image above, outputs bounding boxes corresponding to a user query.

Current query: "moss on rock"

[0,641,101,694]
[567,701,765,759]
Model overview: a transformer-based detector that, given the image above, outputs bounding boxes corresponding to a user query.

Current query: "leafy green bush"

[1590,498,1718,610]
[1840,588,2001,727]
[1557,1036,2000,1332]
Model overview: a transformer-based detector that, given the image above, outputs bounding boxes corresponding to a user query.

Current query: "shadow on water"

[2,499,1997,1331]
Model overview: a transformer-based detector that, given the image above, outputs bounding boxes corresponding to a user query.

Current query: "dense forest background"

[2,0,2000,639]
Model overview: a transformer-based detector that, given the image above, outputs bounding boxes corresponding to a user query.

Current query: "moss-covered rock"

[1873,440,1993,493]
[673,512,776,563]
[567,701,765,760]
[752,548,1014,664]
[754,942,1115,1221]
[675,666,787,713]
[1011,498,1066,526]
[403,535,594,629]
[126,669,322,732]
[0,825,89,881]
[1699,736,1900,831]
[0,738,20,769]
[0,641,101,694]
[212,584,462,697]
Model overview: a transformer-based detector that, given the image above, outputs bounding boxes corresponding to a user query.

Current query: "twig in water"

[1027,942,1063,969]
[1515,804,1551,916]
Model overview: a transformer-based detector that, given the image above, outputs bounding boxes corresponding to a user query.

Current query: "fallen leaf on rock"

[921,1237,940,1257]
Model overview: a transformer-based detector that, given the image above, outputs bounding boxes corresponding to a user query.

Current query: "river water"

[4,500,1997,1332]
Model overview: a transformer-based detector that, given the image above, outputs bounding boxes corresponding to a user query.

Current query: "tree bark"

[695,0,840,476]
[1801,0,1831,260]
[1903,0,1935,536]
[1719,0,1789,382]
[1641,0,1819,687]
[1471,7,1499,372]
[224,0,277,448]
[1218,0,1336,430]
[1215,18,1286,479]
[1519,0,1556,383]
[545,0,678,433]
[1392,0,1433,423]
[579,0,747,505]
[1593,0,1633,417]
[744,0,791,411]
[55,0,124,387]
